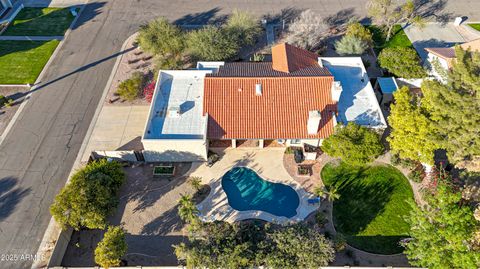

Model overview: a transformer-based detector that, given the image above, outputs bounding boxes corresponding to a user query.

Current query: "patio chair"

[307,197,321,205]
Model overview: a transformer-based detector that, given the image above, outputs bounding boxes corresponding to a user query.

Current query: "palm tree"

[188,177,202,192]
[323,186,341,202]
[178,194,199,223]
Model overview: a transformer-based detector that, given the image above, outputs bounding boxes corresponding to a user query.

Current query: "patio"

[191,148,319,224]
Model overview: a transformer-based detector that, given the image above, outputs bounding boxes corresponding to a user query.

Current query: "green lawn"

[3,7,75,36]
[368,25,413,53]
[0,40,59,84]
[468,24,480,32]
[321,162,414,254]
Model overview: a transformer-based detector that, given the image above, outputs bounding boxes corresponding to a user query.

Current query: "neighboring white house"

[142,43,387,162]
[424,38,480,80]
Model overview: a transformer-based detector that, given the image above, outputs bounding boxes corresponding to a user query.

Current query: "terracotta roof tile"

[272,43,320,73]
[207,62,331,77]
[203,76,336,139]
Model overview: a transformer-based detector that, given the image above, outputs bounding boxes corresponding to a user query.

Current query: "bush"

[335,35,369,55]
[186,26,239,61]
[378,47,427,78]
[116,72,143,101]
[334,233,347,251]
[409,167,425,183]
[345,22,373,46]
[50,159,125,230]
[95,226,127,269]
[137,17,185,57]
[224,10,261,46]
[315,211,328,226]
[143,80,156,103]
[321,123,384,165]
[285,9,328,50]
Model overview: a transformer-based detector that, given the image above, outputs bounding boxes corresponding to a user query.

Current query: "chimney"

[307,110,322,135]
[255,83,262,96]
[331,81,342,102]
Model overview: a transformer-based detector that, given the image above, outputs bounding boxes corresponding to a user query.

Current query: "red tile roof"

[207,62,331,77]
[203,76,336,139]
[272,43,320,73]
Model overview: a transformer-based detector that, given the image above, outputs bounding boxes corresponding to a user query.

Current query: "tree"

[345,21,373,46]
[387,86,439,165]
[188,176,202,192]
[367,0,423,40]
[404,183,480,268]
[259,224,335,268]
[224,10,261,46]
[321,122,384,165]
[95,226,128,269]
[50,159,125,230]
[186,26,239,61]
[178,194,199,223]
[323,186,341,202]
[137,17,185,57]
[335,35,369,55]
[378,47,427,78]
[116,71,143,101]
[421,47,480,165]
[285,9,328,50]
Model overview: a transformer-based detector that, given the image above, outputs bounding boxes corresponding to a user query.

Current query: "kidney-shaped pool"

[221,167,300,218]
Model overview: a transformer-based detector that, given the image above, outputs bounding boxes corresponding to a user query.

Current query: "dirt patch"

[0,86,29,136]
[104,33,153,106]
[61,162,195,267]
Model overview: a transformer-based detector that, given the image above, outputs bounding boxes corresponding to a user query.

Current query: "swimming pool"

[221,167,300,218]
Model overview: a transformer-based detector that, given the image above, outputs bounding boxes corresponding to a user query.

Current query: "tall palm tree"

[323,186,341,202]
[178,194,199,222]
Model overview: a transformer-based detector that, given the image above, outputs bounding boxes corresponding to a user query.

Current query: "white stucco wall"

[142,139,208,162]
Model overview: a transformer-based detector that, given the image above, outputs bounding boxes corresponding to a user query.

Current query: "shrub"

[345,22,373,46]
[250,53,265,62]
[116,72,143,101]
[335,35,369,55]
[224,10,261,46]
[50,159,125,230]
[285,9,328,50]
[143,80,156,103]
[315,211,328,226]
[408,168,425,183]
[378,47,427,78]
[334,233,347,251]
[95,226,127,269]
[137,17,185,57]
[321,123,384,165]
[186,26,239,61]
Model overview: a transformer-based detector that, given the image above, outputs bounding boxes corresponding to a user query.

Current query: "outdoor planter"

[153,165,175,176]
[297,165,312,177]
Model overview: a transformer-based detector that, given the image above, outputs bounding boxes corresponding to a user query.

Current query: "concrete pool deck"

[191,148,319,224]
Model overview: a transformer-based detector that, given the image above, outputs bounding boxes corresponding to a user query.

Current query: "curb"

[31,31,137,269]
[0,2,86,146]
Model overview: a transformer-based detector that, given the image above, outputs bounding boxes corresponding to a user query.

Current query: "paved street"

[0,0,479,268]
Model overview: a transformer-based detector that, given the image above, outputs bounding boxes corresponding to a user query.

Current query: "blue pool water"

[221,167,300,218]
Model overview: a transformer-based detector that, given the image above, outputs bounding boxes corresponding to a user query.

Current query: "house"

[425,38,480,79]
[142,43,386,162]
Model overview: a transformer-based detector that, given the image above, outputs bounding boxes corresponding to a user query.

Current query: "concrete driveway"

[404,23,467,60]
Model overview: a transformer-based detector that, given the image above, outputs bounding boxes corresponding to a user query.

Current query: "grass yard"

[321,162,414,254]
[468,24,480,32]
[3,7,76,36]
[0,40,59,84]
[368,25,413,53]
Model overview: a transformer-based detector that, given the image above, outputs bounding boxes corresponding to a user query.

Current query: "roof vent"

[255,83,262,96]
[307,110,322,135]
[168,106,181,118]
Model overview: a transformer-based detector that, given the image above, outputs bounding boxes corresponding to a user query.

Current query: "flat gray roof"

[144,70,211,139]
[321,57,387,128]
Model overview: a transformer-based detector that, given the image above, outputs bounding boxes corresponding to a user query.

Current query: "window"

[290,139,301,145]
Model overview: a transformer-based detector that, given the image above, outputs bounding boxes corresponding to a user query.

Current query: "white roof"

[320,57,387,128]
[143,70,211,139]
